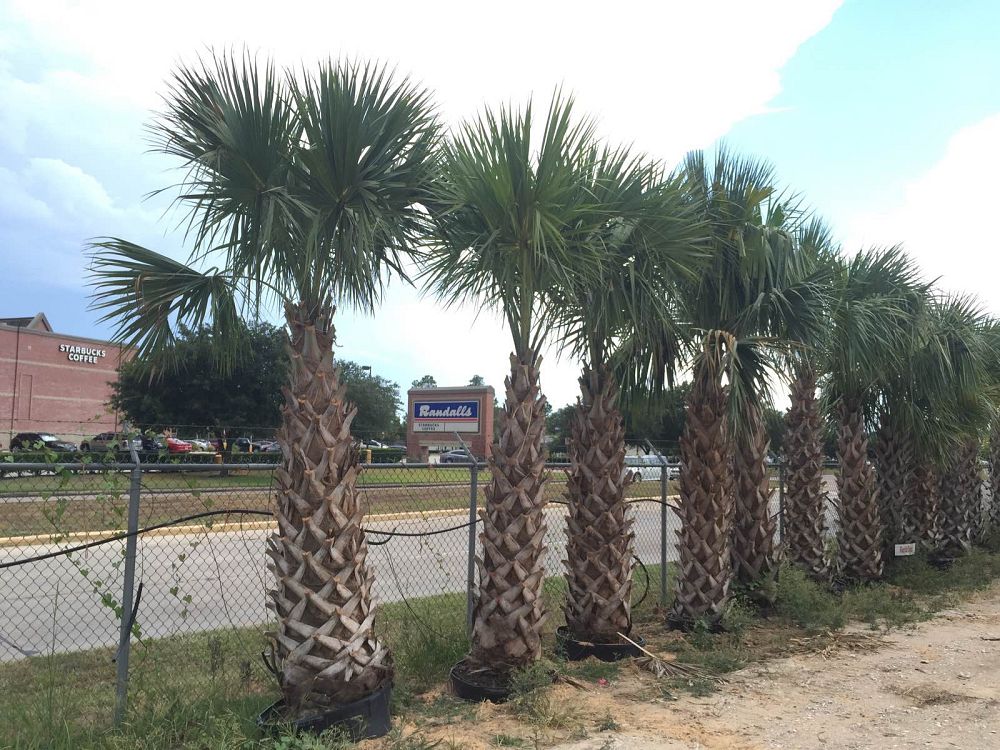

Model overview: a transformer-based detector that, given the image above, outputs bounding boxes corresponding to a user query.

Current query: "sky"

[1,0,998,410]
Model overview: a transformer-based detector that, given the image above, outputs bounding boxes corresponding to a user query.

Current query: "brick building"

[1,313,127,446]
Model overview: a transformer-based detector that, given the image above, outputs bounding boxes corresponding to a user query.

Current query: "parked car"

[252,439,280,452]
[624,455,679,481]
[166,437,192,454]
[181,437,213,452]
[230,437,253,453]
[139,435,166,453]
[80,432,142,453]
[438,449,474,464]
[9,432,78,453]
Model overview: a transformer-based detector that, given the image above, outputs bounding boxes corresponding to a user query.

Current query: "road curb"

[0,495,681,549]
[0,507,472,549]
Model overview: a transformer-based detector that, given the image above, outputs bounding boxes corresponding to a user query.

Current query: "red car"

[166,437,192,454]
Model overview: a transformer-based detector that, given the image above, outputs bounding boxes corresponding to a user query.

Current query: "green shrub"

[774,566,844,630]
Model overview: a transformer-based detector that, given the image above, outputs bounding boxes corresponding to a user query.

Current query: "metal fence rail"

[0,456,800,727]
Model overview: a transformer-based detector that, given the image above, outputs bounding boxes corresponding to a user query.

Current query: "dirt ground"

[402,585,1000,750]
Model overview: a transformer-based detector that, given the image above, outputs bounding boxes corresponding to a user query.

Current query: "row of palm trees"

[89,55,1000,718]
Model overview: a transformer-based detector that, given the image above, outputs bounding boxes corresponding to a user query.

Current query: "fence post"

[114,450,142,726]
[659,461,668,606]
[465,462,479,637]
[646,441,669,607]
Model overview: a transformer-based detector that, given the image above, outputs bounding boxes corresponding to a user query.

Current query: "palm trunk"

[670,350,732,627]
[564,364,634,642]
[467,351,548,671]
[782,364,827,580]
[938,439,979,557]
[874,417,913,557]
[731,404,777,588]
[989,422,1000,538]
[836,398,883,582]
[267,301,391,713]
[909,462,940,551]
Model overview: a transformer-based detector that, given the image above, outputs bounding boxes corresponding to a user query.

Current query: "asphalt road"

[0,502,676,661]
[0,478,839,662]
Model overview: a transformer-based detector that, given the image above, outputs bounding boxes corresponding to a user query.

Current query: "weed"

[493,734,526,747]
[596,711,620,731]
[507,661,576,730]
[721,594,756,635]
[569,659,621,682]
[774,566,845,630]
[383,728,447,749]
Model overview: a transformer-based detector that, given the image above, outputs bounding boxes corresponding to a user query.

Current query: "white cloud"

[1,0,843,408]
[844,113,1000,313]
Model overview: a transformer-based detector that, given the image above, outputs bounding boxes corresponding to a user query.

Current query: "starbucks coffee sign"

[59,343,107,365]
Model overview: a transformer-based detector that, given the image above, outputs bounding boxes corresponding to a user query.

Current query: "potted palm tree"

[88,54,438,738]
[423,94,610,700]
[546,147,705,659]
[781,219,837,581]
[668,149,820,626]
[821,248,926,582]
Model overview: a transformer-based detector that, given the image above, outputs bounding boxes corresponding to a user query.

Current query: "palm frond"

[423,92,606,354]
[88,239,246,371]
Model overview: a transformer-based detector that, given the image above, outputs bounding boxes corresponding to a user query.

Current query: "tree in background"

[468,374,486,387]
[89,54,438,719]
[411,374,438,388]
[337,362,402,441]
[111,323,287,433]
[546,404,575,453]
[622,384,689,458]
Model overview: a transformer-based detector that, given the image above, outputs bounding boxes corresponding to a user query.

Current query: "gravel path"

[552,586,1000,750]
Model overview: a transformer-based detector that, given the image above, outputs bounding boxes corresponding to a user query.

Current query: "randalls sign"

[412,400,479,433]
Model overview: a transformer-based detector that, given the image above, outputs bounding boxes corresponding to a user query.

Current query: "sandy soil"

[398,585,1000,750]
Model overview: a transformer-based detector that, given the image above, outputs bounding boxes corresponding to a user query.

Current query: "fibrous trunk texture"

[267,301,391,713]
[874,417,914,556]
[564,364,634,642]
[938,439,980,557]
[836,399,883,582]
[908,463,940,550]
[989,423,1000,538]
[731,405,777,587]
[468,351,548,671]
[782,365,827,580]
[671,353,732,627]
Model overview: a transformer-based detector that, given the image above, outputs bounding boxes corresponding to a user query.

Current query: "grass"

[6,546,999,749]
[0,466,485,494]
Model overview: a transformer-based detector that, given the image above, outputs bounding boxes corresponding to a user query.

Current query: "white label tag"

[894,543,916,557]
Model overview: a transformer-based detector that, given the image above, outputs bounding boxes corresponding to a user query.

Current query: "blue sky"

[1,0,998,409]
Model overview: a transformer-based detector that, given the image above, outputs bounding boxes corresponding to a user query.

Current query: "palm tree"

[781,219,837,581]
[89,54,438,716]
[547,149,704,645]
[668,149,819,625]
[920,298,998,557]
[988,419,1000,538]
[822,248,926,582]
[423,95,607,683]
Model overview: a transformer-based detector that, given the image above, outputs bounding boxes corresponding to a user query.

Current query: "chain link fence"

[0,453,806,733]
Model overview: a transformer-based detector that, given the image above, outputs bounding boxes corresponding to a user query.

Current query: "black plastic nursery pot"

[449,662,514,703]
[256,682,392,741]
[555,626,646,662]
